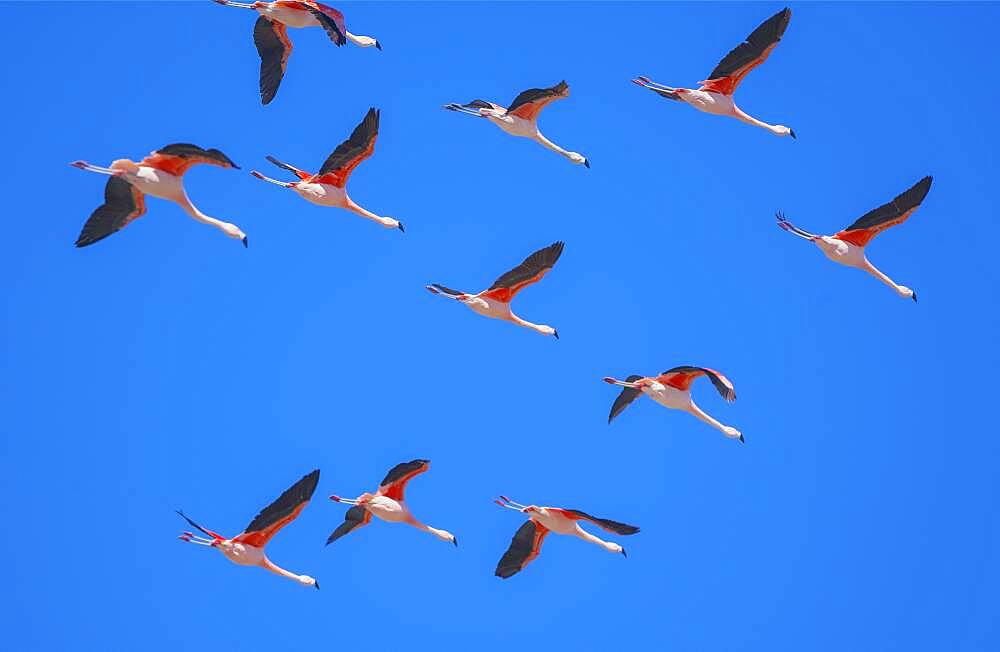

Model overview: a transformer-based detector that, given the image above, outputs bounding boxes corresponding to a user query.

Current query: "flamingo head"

[298,575,320,590]
[899,286,916,302]
[538,325,558,339]
[773,125,795,139]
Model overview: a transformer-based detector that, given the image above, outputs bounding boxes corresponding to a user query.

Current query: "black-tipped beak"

[911,292,918,302]
[397,222,405,233]
[314,581,320,590]
[739,434,745,444]
[584,158,591,169]
[241,236,248,248]
[375,40,382,51]
[453,537,459,547]
[789,129,797,140]
[553,329,559,340]
[621,547,628,558]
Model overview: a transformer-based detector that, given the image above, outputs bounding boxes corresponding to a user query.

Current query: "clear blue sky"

[2,2,999,650]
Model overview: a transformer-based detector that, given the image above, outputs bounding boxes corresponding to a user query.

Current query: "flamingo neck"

[533,132,574,160]
[508,312,547,335]
[685,401,728,434]
[862,260,905,294]
[175,194,228,232]
[346,198,390,227]
[732,107,783,135]
[260,557,304,584]
[575,528,616,552]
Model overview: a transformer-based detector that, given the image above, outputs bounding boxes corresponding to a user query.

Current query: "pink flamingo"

[426,241,563,338]
[328,460,457,547]
[215,0,381,105]
[603,366,742,442]
[250,108,403,232]
[494,496,639,579]
[176,469,320,589]
[776,176,933,301]
[633,8,795,138]
[71,144,245,247]
[444,81,589,167]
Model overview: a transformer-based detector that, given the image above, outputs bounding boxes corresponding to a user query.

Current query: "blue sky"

[2,1,999,650]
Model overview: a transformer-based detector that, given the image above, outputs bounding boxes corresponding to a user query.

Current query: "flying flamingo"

[633,7,795,138]
[327,459,458,547]
[215,0,381,105]
[444,81,589,167]
[250,107,402,232]
[776,176,933,301]
[493,496,639,579]
[176,469,320,589]
[71,144,246,248]
[425,241,563,338]
[603,366,743,442]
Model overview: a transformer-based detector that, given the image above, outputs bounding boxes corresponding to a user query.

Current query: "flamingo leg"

[603,377,641,389]
[250,171,294,188]
[775,212,817,240]
[70,161,122,176]
[330,495,359,505]
[443,104,486,117]
[496,496,529,510]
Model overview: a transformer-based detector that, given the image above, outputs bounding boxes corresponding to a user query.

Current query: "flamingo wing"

[75,176,146,248]
[834,176,933,247]
[140,144,239,176]
[658,366,736,402]
[482,241,564,302]
[234,469,320,548]
[311,107,379,187]
[299,1,347,46]
[699,7,791,96]
[253,15,293,105]
[495,520,549,579]
[506,80,570,121]
[377,459,430,501]
[326,505,372,545]
[608,375,645,423]
[560,509,640,536]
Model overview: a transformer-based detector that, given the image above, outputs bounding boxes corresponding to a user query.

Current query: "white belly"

[818,238,867,268]
[491,115,537,138]
[220,542,264,566]
[531,509,576,535]
[261,5,319,29]
[466,296,512,320]
[295,183,347,208]
[367,496,408,523]
[644,383,691,410]
[128,166,184,201]
[682,90,734,116]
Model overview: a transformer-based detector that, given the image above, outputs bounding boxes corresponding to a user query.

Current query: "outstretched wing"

[834,176,933,247]
[300,1,346,46]
[495,520,549,579]
[326,505,372,545]
[507,80,570,121]
[608,375,645,423]
[561,509,640,536]
[234,469,320,548]
[700,8,791,96]
[75,176,146,248]
[377,459,430,501]
[312,107,379,187]
[140,144,239,176]
[658,366,736,402]
[483,241,564,302]
[253,16,293,105]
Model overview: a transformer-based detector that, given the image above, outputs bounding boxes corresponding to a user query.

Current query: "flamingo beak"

[375,40,382,51]
[789,129,797,140]
[397,222,405,233]
[241,236,248,248]
[314,581,321,590]
[739,434,745,444]
[453,536,459,547]
[584,158,590,169]
[911,292,918,302]
[553,329,560,340]
[621,547,628,558]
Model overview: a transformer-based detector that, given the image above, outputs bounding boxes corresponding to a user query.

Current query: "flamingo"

[603,366,742,442]
[633,7,795,138]
[175,469,320,589]
[425,241,563,338]
[444,81,589,167]
[493,496,638,579]
[327,459,457,547]
[214,0,381,105]
[71,144,246,248]
[250,107,402,232]
[776,176,933,301]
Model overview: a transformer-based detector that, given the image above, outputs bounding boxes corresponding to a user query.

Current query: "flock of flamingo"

[70,4,934,585]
